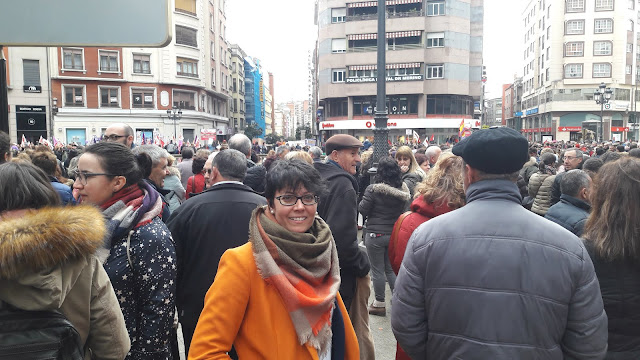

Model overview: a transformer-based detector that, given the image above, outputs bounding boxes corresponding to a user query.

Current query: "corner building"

[315,0,484,144]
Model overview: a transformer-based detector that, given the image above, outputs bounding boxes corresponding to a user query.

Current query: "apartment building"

[46,0,231,145]
[230,44,246,134]
[504,78,524,131]
[315,0,483,144]
[519,0,639,142]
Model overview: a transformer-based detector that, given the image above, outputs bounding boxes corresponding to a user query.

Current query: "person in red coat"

[186,156,207,198]
[389,152,466,360]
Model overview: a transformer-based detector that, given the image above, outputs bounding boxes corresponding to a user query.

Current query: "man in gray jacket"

[392,127,608,359]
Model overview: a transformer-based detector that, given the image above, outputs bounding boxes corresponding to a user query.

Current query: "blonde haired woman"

[394,146,425,197]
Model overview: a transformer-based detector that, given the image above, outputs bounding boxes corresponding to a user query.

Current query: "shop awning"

[348,63,421,71]
[347,31,421,40]
[347,0,422,7]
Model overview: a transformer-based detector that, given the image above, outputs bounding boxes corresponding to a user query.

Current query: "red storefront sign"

[365,121,398,128]
[322,123,335,129]
[611,126,630,132]
[557,126,582,132]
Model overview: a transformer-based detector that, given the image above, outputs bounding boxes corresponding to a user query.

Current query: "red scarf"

[100,184,144,211]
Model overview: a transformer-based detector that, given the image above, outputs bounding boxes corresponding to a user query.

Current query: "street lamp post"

[166,106,182,140]
[594,82,612,143]
[368,0,389,182]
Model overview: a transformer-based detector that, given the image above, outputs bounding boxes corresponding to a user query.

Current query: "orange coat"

[188,243,360,360]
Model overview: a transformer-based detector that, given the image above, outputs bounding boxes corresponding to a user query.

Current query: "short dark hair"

[30,151,58,176]
[0,162,61,212]
[191,156,207,174]
[539,153,557,171]
[211,149,247,182]
[0,131,10,164]
[617,145,626,152]
[264,159,327,208]
[596,147,606,156]
[629,148,640,159]
[83,142,145,186]
[374,156,403,188]
[181,148,194,159]
[582,157,604,174]
[600,151,623,164]
[560,169,590,197]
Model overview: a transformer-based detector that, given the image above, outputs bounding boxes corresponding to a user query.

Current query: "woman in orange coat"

[189,159,359,360]
[389,152,465,360]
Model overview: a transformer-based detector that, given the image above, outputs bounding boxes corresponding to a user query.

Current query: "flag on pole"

[430,134,435,142]
[412,131,420,142]
[141,132,146,145]
[194,135,200,148]
[21,134,27,147]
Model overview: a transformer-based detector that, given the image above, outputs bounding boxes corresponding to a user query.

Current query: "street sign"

[557,126,582,132]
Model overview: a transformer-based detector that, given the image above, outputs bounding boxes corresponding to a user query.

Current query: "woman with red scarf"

[189,160,359,359]
[389,152,466,360]
[74,142,176,360]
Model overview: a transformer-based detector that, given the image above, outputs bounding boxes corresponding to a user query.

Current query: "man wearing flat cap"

[392,127,607,359]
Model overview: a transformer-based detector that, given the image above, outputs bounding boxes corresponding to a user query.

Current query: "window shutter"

[23,60,40,86]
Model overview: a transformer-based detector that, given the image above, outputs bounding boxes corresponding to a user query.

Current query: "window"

[133,54,150,74]
[546,47,550,60]
[99,50,119,72]
[565,0,584,12]
[220,47,224,63]
[23,60,40,87]
[332,69,346,83]
[564,64,583,78]
[327,98,348,117]
[212,69,216,86]
[176,25,198,47]
[173,90,196,110]
[627,65,633,74]
[210,13,215,32]
[210,42,215,59]
[175,0,196,14]
[565,42,584,56]
[64,86,84,107]
[426,1,445,16]
[593,63,611,77]
[132,89,154,108]
[62,48,83,70]
[331,8,346,23]
[426,32,445,48]
[628,43,633,53]
[594,19,613,33]
[565,19,585,34]
[426,95,473,115]
[99,87,120,107]
[594,41,612,55]
[595,0,614,11]
[232,78,237,92]
[331,38,346,53]
[426,64,444,79]
[177,57,198,77]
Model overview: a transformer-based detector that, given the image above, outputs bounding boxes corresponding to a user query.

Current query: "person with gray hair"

[167,148,267,353]
[425,145,442,167]
[276,145,290,159]
[308,146,323,163]
[545,169,592,237]
[229,133,267,193]
[132,144,172,220]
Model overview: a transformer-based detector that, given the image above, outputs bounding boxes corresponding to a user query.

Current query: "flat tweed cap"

[452,127,529,174]
[325,134,363,154]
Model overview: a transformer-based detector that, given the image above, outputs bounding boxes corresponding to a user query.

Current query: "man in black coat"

[167,149,267,353]
[314,134,370,311]
[545,169,592,236]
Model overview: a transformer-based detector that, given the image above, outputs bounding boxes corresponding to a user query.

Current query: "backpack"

[0,304,84,360]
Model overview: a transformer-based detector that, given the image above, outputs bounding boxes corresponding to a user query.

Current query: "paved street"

[369,285,397,359]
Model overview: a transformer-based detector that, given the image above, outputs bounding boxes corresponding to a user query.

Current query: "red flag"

[388,140,392,147]
[430,134,435,142]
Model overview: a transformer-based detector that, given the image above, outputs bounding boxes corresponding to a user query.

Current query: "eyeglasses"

[563,156,578,161]
[275,194,319,206]
[75,171,117,185]
[102,134,127,141]
[204,168,212,174]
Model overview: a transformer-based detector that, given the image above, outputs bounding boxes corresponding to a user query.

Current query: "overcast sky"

[227,0,522,102]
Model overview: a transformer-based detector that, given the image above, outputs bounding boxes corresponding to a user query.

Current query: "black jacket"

[585,241,640,357]
[401,172,423,198]
[166,182,267,352]
[545,194,590,237]
[358,182,410,234]
[392,180,607,359]
[315,161,370,310]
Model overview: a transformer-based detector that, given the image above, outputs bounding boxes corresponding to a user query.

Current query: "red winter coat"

[389,195,456,360]
[186,173,206,199]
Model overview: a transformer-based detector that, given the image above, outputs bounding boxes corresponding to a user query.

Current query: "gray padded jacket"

[391,179,608,360]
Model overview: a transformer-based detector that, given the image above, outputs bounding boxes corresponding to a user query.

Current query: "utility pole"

[369,0,389,181]
[0,46,8,134]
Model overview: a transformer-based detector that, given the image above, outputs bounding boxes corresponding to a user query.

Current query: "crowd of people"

[2,123,640,359]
